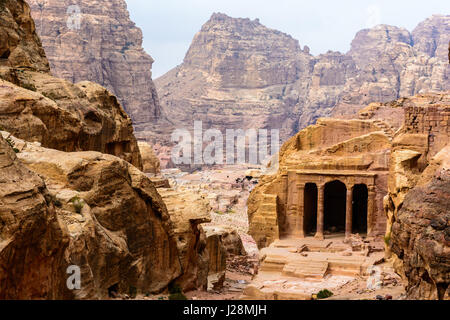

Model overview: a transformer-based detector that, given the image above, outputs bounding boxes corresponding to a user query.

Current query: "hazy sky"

[126,0,449,78]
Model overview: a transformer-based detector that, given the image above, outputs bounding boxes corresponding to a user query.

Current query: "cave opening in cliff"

[324,180,347,233]
[352,184,368,235]
[304,183,318,235]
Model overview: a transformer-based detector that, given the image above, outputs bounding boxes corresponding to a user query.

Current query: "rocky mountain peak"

[183,12,305,89]
[412,14,450,60]
[348,24,413,67]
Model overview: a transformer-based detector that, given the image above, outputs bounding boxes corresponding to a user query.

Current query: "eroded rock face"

[412,15,450,61]
[0,0,142,169]
[138,141,161,174]
[29,0,163,133]
[155,13,449,155]
[157,188,212,291]
[390,147,449,300]
[203,225,247,257]
[382,92,449,300]
[0,0,49,72]
[0,134,68,300]
[2,132,182,299]
[155,13,313,147]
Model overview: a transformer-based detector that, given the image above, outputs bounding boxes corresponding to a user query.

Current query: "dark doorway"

[304,183,318,235]
[324,181,347,233]
[352,184,368,235]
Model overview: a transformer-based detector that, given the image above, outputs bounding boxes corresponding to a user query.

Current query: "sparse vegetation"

[129,286,137,299]
[6,137,19,153]
[168,283,188,300]
[70,196,85,214]
[384,233,391,246]
[316,289,334,299]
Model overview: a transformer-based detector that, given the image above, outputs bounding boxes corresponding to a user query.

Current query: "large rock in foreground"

[390,147,450,300]
[1,133,182,299]
[0,134,68,299]
[157,188,211,291]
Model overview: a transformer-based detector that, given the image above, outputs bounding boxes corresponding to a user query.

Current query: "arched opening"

[324,180,347,234]
[352,184,368,235]
[303,183,318,235]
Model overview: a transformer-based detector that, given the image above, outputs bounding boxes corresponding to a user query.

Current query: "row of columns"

[314,184,376,240]
[286,175,376,240]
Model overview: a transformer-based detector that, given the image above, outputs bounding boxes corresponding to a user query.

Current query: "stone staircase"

[373,120,396,140]
[282,260,329,280]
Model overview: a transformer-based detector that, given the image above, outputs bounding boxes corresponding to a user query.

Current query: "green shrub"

[70,196,85,214]
[129,286,137,299]
[6,137,19,153]
[384,233,391,246]
[168,283,188,300]
[317,289,334,299]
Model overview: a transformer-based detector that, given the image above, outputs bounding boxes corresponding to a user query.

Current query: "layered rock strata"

[29,0,164,134]
[1,132,182,299]
[0,0,143,169]
[155,13,449,155]
[383,92,450,300]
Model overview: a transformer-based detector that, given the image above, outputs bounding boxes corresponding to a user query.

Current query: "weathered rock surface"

[155,13,449,156]
[157,188,211,291]
[204,227,228,291]
[0,134,68,299]
[383,92,450,300]
[203,225,247,257]
[138,141,160,174]
[1,132,182,299]
[0,0,142,169]
[390,147,449,300]
[29,0,164,134]
[0,0,49,72]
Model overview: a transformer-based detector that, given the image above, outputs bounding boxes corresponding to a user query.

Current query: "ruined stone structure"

[249,91,449,251]
[248,118,396,249]
[283,170,378,240]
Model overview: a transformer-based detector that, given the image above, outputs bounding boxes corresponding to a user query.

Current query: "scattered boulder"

[138,141,161,174]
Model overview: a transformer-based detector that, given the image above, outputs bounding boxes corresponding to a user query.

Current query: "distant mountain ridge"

[155,13,449,147]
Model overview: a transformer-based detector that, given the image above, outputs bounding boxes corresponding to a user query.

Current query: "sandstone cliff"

[0,0,207,299]
[138,141,161,174]
[0,133,68,299]
[0,0,142,169]
[157,188,211,291]
[29,0,164,136]
[155,13,449,152]
[390,147,449,300]
[0,132,182,299]
[382,92,450,300]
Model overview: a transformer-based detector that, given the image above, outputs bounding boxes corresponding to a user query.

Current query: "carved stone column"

[367,186,376,237]
[315,184,325,240]
[345,186,353,239]
[298,184,305,238]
